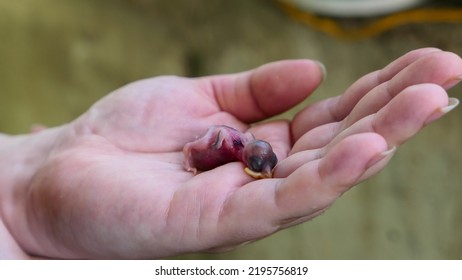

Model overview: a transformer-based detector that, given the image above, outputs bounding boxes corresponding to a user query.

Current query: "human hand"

[2,48,461,259]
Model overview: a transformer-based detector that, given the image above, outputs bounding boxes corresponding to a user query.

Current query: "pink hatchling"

[183,125,278,179]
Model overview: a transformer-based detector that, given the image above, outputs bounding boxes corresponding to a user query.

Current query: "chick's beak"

[244,165,273,179]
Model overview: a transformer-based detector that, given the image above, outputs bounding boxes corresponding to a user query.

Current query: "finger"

[343,51,462,128]
[218,133,387,241]
[286,83,456,177]
[291,51,462,152]
[276,133,388,225]
[324,83,453,151]
[291,47,443,140]
[198,60,325,123]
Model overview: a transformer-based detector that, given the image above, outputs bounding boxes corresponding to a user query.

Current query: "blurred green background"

[1,0,461,259]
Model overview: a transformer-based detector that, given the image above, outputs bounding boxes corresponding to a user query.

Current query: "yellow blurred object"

[277,0,462,40]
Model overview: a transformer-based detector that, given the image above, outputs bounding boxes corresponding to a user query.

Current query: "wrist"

[0,127,65,258]
[0,127,63,191]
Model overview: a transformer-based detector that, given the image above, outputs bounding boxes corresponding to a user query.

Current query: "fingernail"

[314,61,327,82]
[443,75,462,89]
[359,146,397,183]
[425,97,460,125]
[441,97,460,113]
[366,146,397,169]
[380,145,397,157]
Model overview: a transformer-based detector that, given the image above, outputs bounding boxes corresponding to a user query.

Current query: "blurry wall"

[1,0,461,259]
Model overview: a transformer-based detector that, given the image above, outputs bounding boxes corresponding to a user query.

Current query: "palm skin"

[3,48,462,259]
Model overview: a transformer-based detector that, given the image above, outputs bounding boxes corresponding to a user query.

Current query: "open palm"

[18,48,462,259]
